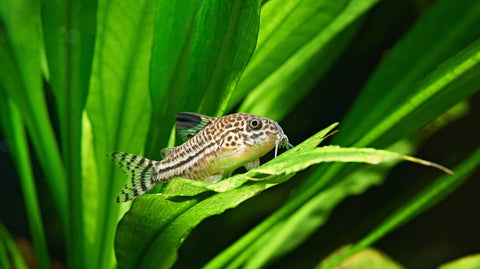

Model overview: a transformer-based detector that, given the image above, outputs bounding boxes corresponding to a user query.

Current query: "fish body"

[110,112,292,202]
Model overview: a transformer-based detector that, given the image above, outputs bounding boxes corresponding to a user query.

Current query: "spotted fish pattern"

[110,112,292,202]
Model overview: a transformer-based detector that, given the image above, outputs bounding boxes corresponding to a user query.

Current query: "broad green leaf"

[320,247,404,269]
[145,0,261,158]
[234,0,381,120]
[145,1,200,158]
[438,254,480,269]
[184,0,261,117]
[0,0,67,228]
[318,145,480,268]
[42,0,97,267]
[116,182,279,269]
[85,0,155,267]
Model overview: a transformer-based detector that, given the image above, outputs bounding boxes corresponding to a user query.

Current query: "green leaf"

[279,18,480,264]
[254,146,452,175]
[0,0,67,229]
[184,0,261,117]
[116,122,450,269]
[318,145,480,268]
[41,0,97,267]
[145,0,261,158]
[438,254,480,269]
[116,182,279,269]
[320,247,404,269]
[220,1,480,265]
[85,0,155,267]
[205,144,451,269]
[161,123,338,198]
[145,1,200,158]
[0,223,28,269]
[335,0,480,148]
[233,0,381,120]
[0,95,50,269]
[115,123,335,268]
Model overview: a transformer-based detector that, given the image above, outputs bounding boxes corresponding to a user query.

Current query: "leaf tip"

[404,156,454,175]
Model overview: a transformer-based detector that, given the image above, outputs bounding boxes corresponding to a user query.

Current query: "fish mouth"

[274,133,294,158]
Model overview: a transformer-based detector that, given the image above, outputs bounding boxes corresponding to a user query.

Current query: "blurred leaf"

[80,112,101,263]
[0,222,27,269]
[41,0,97,267]
[302,33,480,212]
[185,0,261,117]
[0,0,67,228]
[335,0,480,148]
[233,0,381,120]
[0,95,50,269]
[320,247,404,269]
[145,1,200,158]
[299,2,480,255]
[438,254,480,269]
[301,0,480,193]
[319,145,480,268]
[146,0,261,159]
[350,37,480,149]
[85,0,155,267]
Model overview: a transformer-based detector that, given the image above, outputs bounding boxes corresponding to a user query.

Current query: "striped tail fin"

[109,152,158,202]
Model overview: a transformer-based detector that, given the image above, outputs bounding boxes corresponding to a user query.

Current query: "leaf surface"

[232,0,381,120]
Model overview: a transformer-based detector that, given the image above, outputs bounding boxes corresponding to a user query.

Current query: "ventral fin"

[244,159,260,171]
[202,174,222,183]
[176,112,216,141]
[161,147,173,159]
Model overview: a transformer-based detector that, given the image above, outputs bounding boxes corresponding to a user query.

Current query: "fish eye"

[249,118,262,130]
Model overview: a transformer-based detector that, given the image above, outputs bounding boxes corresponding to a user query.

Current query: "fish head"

[243,114,292,157]
[216,113,292,170]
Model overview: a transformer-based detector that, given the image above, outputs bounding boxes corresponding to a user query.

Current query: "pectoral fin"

[176,112,216,140]
[161,147,173,159]
[244,159,260,171]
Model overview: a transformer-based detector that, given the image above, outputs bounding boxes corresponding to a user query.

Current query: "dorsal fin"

[176,112,216,141]
[161,147,173,159]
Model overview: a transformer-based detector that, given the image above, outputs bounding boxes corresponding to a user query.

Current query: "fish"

[109,112,293,202]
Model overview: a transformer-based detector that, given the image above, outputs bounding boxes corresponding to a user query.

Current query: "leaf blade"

[318,145,480,268]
